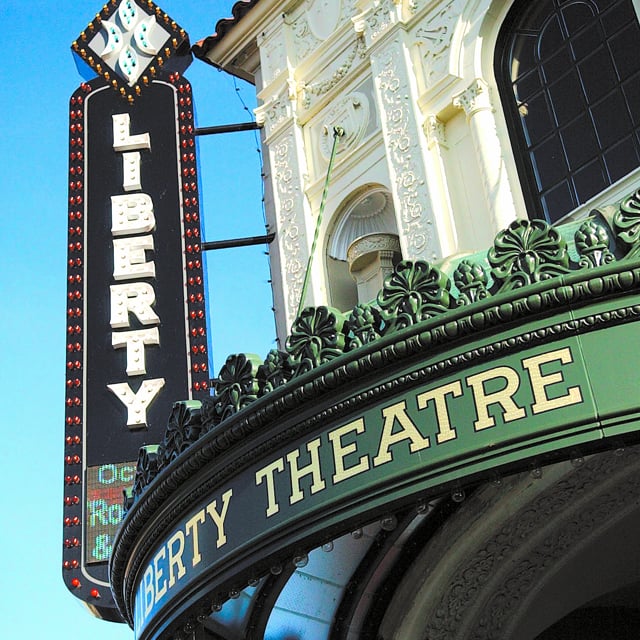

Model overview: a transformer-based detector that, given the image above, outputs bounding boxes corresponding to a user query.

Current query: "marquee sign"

[125,313,640,637]
[63,1,208,619]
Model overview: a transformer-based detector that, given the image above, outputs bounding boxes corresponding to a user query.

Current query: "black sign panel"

[63,75,209,618]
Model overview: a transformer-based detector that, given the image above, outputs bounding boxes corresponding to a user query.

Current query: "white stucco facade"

[202,0,640,342]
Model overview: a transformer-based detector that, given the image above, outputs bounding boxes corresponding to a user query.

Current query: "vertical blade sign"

[63,0,208,619]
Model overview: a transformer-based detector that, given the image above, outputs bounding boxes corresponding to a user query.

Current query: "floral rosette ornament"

[130,444,161,503]
[211,353,262,422]
[157,400,203,469]
[488,219,570,291]
[257,349,295,395]
[346,303,384,349]
[377,260,452,331]
[614,189,640,258]
[286,306,346,375]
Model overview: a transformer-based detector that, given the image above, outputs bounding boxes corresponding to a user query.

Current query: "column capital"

[424,114,447,149]
[453,78,493,118]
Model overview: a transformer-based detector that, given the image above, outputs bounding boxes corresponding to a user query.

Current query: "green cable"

[296,126,344,319]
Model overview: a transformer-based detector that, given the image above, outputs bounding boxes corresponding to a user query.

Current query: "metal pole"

[194,122,261,136]
[201,232,275,251]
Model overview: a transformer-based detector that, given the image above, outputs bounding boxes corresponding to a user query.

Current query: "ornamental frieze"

[127,193,640,501]
[371,40,437,261]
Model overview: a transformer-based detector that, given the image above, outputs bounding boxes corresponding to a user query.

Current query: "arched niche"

[325,185,400,310]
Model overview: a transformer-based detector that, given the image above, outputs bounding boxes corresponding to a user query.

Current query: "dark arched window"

[496,0,640,223]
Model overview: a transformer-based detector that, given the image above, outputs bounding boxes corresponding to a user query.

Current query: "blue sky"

[0,1,273,637]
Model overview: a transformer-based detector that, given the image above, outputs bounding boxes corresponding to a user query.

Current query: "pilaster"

[452,78,520,232]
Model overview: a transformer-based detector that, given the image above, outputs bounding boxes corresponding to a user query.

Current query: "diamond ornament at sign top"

[72,0,191,102]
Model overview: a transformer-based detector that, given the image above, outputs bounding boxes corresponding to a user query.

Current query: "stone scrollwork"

[373,41,435,261]
[347,232,401,266]
[254,93,290,140]
[424,114,447,150]
[488,219,570,291]
[415,0,463,90]
[258,27,287,86]
[452,77,493,118]
[361,0,397,43]
[272,131,308,326]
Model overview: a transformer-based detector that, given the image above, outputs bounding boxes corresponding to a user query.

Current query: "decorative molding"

[347,232,401,266]
[290,12,323,65]
[289,0,357,66]
[272,131,309,326]
[358,0,398,45]
[377,259,452,330]
[113,201,640,628]
[255,93,290,139]
[319,92,370,159]
[113,293,640,627]
[329,188,398,260]
[258,24,287,87]
[301,36,367,109]
[414,0,462,90]
[488,219,569,290]
[452,77,493,118]
[371,40,435,261]
[125,206,640,501]
[424,114,447,149]
[113,269,640,630]
[286,305,346,375]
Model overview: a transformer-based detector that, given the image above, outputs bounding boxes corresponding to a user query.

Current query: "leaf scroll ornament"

[157,400,203,469]
[345,303,384,350]
[286,306,346,375]
[377,260,452,331]
[575,219,615,269]
[212,353,262,422]
[257,349,295,395]
[131,444,160,504]
[488,219,569,291]
[453,259,489,306]
[613,189,640,258]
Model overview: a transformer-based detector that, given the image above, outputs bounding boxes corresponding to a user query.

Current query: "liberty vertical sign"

[63,0,208,619]
[106,112,167,427]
